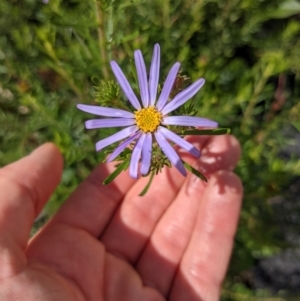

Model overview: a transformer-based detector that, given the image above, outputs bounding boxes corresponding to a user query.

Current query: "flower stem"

[139,171,155,196]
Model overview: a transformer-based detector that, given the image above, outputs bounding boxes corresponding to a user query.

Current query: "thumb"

[0,143,63,278]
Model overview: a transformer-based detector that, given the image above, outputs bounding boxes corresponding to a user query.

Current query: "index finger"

[48,160,136,237]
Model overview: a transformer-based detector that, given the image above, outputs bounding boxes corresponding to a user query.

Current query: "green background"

[0,0,300,299]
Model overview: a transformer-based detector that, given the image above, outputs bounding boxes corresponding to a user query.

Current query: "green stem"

[42,41,83,98]
[139,172,155,196]
[241,64,273,132]
[94,0,109,79]
[182,160,207,182]
[162,0,170,43]
[103,159,130,185]
[24,95,68,133]
[47,61,83,98]
[177,128,230,136]
[222,289,285,301]
[106,0,115,61]
[177,0,205,46]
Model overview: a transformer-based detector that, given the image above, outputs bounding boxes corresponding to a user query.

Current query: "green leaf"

[183,161,207,182]
[103,159,130,185]
[292,121,300,133]
[267,1,300,19]
[180,128,230,136]
[139,171,155,196]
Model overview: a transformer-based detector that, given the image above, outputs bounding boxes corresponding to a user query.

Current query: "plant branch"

[94,0,109,79]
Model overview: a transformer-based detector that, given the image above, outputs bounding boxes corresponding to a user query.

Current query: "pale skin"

[0,134,242,301]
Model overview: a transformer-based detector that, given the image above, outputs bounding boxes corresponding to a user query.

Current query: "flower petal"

[85,118,136,129]
[156,62,180,111]
[77,104,134,118]
[149,44,160,106]
[110,61,141,110]
[155,130,187,176]
[158,126,200,158]
[134,50,149,107]
[106,131,141,163]
[95,125,138,151]
[129,134,146,178]
[140,133,152,175]
[162,116,218,128]
[161,78,205,115]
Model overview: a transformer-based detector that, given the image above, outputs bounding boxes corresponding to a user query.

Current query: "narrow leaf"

[267,1,300,19]
[139,171,155,196]
[183,161,207,182]
[103,159,130,185]
[180,128,230,136]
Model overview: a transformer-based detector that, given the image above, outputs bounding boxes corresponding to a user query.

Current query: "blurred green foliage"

[0,0,300,299]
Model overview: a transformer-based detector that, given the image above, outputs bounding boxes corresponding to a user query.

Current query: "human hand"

[0,134,242,301]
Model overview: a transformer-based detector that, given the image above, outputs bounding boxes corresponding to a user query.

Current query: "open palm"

[0,134,242,301]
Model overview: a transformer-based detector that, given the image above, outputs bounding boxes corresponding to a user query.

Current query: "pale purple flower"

[77,44,218,178]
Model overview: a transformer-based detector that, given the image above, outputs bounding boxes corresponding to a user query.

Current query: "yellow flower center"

[134,106,162,133]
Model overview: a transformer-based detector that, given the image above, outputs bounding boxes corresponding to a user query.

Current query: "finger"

[169,171,243,301]
[0,143,62,277]
[27,221,164,301]
[100,135,240,264]
[48,161,136,237]
[135,135,241,295]
[180,134,241,173]
[99,136,210,262]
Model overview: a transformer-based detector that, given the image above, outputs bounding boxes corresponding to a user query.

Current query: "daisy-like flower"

[77,44,218,178]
